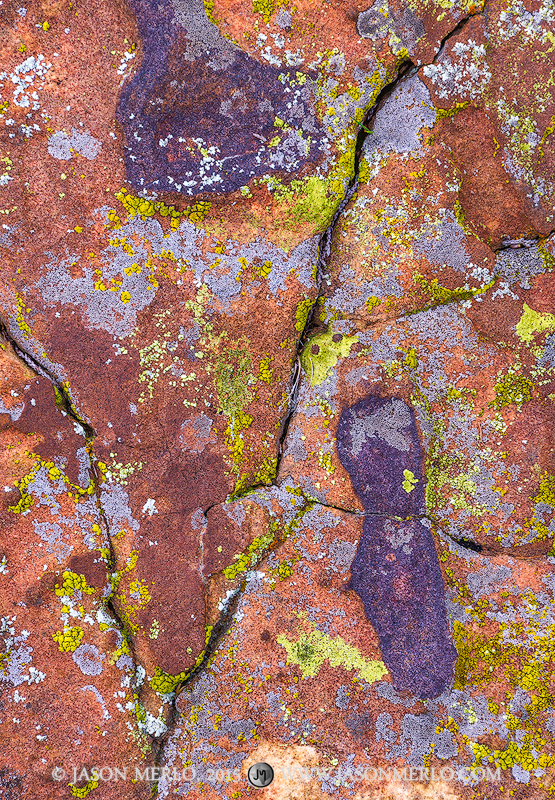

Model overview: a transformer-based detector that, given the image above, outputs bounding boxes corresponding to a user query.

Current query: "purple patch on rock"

[337,396,457,699]
[117,0,323,196]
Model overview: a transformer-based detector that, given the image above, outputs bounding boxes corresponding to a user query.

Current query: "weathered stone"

[2,0,555,794]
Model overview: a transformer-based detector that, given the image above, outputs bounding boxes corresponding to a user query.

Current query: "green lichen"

[402,348,418,369]
[149,625,214,694]
[252,0,277,23]
[492,372,535,410]
[8,457,96,514]
[222,532,274,580]
[402,469,419,493]
[301,329,358,385]
[412,273,493,309]
[436,101,469,118]
[268,174,339,232]
[258,356,274,383]
[69,778,99,798]
[150,667,188,695]
[516,303,555,344]
[252,456,277,484]
[214,346,254,418]
[277,629,388,683]
[55,571,96,598]
[295,297,315,332]
[53,626,85,652]
[115,188,211,227]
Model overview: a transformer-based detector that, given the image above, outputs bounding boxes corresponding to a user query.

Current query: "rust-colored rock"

[1,0,555,795]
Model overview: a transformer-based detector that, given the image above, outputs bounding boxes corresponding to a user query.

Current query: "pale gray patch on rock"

[512,765,530,783]
[335,684,351,710]
[495,244,544,289]
[383,518,416,554]
[412,212,470,272]
[328,538,357,573]
[100,483,140,534]
[466,565,512,598]
[36,249,157,338]
[446,594,467,623]
[375,711,397,743]
[33,520,73,563]
[73,644,105,676]
[344,365,371,386]
[116,654,134,671]
[249,482,303,524]
[282,426,308,462]
[300,505,340,535]
[268,128,311,171]
[171,0,237,70]
[374,681,416,707]
[47,128,101,160]
[190,507,206,530]
[510,687,530,716]
[275,8,292,28]
[298,475,326,504]
[363,76,436,159]
[76,446,91,488]
[225,502,246,527]
[348,398,413,455]
[541,572,555,596]
[0,626,33,687]
[35,212,211,337]
[329,271,403,312]
[202,266,242,309]
[358,1,425,57]
[0,398,25,420]
[25,465,64,514]
[392,713,436,765]
[80,685,111,719]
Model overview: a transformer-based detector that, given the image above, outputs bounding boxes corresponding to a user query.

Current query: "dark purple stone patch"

[337,396,457,698]
[117,0,324,196]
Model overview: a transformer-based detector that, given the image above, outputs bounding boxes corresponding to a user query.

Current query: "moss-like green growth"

[150,667,188,695]
[252,456,277,484]
[258,356,274,384]
[277,629,388,683]
[301,329,358,385]
[412,273,493,309]
[252,0,276,22]
[9,457,96,514]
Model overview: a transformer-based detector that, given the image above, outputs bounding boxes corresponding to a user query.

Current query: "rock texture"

[1,0,554,797]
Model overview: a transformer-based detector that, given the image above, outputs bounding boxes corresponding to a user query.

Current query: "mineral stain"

[337,396,457,699]
[117,0,323,196]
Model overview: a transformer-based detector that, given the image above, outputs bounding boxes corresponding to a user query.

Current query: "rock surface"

[1,0,554,797]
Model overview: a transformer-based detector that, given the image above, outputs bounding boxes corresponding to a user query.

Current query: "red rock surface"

[1,0,554,797]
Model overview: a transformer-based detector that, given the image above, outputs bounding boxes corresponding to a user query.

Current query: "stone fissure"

[0,314,148,757]
[276,59,419,468]
[0,315,95,437]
